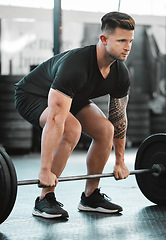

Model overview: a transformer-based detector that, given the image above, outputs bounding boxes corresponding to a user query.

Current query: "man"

[15,11,135,219]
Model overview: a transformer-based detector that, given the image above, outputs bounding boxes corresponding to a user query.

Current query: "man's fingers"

[114,171,129,180]
[38,183,56,188]
[114,171,119,180]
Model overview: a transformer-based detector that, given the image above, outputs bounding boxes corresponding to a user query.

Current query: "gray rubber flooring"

[0,149,166,240]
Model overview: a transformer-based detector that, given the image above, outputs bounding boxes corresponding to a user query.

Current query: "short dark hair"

[101,11,135,32]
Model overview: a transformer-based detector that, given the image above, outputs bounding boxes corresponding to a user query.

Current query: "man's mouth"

[122,53,128,57]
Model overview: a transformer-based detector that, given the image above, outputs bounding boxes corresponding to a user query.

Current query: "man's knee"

[64,117,82,146]
[94,120,114,143]
[102,121,114,140]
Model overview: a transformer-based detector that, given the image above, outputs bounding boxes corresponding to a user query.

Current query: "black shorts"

[15,88,91,131]
[15,88,47,131]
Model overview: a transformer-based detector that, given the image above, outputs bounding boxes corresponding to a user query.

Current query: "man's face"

[103,27,134,62]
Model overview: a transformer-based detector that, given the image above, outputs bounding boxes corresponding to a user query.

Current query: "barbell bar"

[17,164,165,186]
[0,133,166,225]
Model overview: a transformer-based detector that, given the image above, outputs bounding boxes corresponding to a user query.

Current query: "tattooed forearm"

[108,96,128,139]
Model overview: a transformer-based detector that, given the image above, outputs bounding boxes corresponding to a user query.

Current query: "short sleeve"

[51,49,89,98]
[51,59,80,98]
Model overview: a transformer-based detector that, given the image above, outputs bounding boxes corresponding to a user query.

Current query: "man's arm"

[39,88,72,187]
[108,95,130,180]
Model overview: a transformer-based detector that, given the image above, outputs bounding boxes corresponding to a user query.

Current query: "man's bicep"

[108,95,129,139]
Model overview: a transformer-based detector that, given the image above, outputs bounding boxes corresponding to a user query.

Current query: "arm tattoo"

[108,96,128,139]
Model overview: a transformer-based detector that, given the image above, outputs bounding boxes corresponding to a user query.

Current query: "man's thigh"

[76,103,113,139]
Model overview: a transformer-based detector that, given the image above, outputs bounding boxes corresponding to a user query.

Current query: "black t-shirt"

[16,45,130,102]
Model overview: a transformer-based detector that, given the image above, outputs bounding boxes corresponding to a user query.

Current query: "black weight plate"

[0,151,12,224]
[0,148,17,224]
[135,133,166,205]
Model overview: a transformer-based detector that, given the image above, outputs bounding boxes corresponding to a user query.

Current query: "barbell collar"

[152,163,166,177]
[17,164,165,186]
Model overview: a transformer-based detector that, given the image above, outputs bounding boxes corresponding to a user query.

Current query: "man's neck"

[96,42,116,79]
[96,42,115,71]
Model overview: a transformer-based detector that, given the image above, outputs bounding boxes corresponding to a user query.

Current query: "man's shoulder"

[64,45,95,60]
[54,45,95,71]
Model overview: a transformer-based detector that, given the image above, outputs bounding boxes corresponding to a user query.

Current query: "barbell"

[0,133,166,225]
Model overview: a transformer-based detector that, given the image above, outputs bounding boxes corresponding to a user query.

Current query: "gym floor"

[0,148,166,240]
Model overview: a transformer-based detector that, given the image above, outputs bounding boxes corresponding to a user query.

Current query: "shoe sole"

[78,203,122,214]
[32,208,62,219]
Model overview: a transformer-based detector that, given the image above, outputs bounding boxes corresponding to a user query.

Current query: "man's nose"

[124,42,132,51]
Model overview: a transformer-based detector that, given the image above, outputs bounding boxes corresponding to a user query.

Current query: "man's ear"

[100,35,107,46]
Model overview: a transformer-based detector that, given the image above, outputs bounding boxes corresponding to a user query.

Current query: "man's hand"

[113,162,130,180]
[39,169,58,188]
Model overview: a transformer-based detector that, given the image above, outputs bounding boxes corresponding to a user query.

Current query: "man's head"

[101,11,135,33]
[99,12,135,62]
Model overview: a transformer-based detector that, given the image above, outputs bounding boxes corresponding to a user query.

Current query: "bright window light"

[61,0,119,12]
[0,0,166,16]
[0,0,54,9]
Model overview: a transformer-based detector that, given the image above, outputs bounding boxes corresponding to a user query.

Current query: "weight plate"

[135,133,166,205]
[0,151,12,224]
[0,148,17,224]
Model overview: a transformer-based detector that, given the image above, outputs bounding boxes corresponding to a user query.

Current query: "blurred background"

[0,0,166,153]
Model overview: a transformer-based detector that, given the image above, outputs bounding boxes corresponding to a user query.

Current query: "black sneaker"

[78,188,123,214]
[32,192,69,219]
